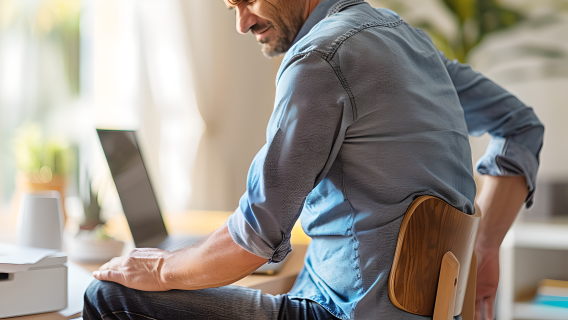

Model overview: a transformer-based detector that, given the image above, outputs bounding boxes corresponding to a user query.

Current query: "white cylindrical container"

[16,191,64,250]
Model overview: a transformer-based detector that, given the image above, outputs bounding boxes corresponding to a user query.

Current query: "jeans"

[83,280,338,320]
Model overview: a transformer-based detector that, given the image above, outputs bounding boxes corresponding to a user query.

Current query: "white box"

[0,245,68,318]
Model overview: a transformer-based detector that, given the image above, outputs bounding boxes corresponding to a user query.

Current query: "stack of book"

[534,279,568,308]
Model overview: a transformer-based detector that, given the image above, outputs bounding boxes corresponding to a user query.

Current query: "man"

[84,0,544,319]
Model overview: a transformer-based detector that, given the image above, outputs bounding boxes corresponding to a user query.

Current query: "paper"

[0,243,58,272]
[58,261,95,317]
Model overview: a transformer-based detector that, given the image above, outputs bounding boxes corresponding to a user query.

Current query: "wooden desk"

[0,211,309,320]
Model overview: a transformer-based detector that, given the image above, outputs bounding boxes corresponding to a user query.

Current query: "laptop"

[97,129,288,274]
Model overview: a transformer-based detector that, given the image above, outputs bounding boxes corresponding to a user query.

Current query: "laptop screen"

[97,129,168,248]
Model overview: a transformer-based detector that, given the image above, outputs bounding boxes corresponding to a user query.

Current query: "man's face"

[224,0,305,57]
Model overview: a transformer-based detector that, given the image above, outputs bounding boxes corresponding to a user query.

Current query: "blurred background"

[0,1,567,318]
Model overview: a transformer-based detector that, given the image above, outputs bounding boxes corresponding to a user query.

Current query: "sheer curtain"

[137,1,205,212]
[92,0,279,214]
[93,0,204,214]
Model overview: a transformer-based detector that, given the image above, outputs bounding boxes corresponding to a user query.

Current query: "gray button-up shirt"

[228,0,544,319]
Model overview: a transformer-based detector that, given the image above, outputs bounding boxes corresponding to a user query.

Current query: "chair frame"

[388,196,480,320]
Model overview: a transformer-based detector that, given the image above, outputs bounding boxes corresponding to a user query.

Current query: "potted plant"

[368,0,524,62]
[12,123,74,224]
[66,183,124,263]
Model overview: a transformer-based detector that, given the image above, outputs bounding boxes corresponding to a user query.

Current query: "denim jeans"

[83,280,338,320]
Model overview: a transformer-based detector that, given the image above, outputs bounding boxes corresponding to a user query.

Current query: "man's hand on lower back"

[474,248,500,320]
[93,248,173,291]
[474,175,528,320]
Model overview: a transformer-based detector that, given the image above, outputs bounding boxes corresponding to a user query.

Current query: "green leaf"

[442,0,477,24]
[476,0,524,35]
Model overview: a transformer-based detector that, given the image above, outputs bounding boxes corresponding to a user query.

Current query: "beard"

[252,1,304,58]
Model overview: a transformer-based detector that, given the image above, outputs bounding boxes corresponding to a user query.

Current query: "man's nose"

[236,6,257,34]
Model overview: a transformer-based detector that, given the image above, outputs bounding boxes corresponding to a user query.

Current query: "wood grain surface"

[460,252,477,320]
[388,196,481,316]
[432,252,460,320]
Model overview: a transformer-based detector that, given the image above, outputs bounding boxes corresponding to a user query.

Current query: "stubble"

[256,0,304,57]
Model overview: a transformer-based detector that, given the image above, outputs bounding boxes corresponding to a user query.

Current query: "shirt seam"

[314,21,406,122]
[277,51,357,126]
[340,147,363,302]
[350,215,361,284]
[328,0,365,16]
[278,19,405,87]
[317,20,406,62]
[324,55,358,121]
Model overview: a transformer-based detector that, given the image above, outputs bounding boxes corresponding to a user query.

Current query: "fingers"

[95,257,127,285]
[92,249,170,291]
[475,298,483,320]
[93,270,127,286]
[99,257,122,271]
[484,295,496,320]
[474,295,496,320]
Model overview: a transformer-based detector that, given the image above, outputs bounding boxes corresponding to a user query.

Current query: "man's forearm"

[475,175,528,253]
[94,223,268,292]
[160,224,269,290]
[474,175,529,319]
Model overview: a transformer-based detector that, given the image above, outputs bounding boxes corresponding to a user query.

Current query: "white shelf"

[512,222,568,250]
[513,302,568,320]
[498,221,568,320]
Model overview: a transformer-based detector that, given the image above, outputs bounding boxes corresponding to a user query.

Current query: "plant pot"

[66,236,125,263]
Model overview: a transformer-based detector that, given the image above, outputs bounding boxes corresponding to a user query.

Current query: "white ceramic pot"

[17,191,64,250]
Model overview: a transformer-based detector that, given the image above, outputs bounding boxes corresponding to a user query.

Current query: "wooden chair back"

[388,196,481,319]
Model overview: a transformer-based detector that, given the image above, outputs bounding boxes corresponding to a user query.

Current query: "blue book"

[534,279,568,308]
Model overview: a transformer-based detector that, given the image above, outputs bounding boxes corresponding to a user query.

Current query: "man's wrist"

[159,251,179,291]
[474,224,504,254]
[474,220,507,255]
[474,240,500,256]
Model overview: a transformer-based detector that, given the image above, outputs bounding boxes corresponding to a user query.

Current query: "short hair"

[228,0,250,6]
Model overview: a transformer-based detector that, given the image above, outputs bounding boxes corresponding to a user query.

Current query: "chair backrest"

[388,196,480,317]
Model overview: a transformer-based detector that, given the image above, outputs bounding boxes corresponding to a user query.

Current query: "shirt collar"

[291,0,344,47]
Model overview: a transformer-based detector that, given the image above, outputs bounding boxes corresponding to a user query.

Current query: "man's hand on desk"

[93,248,172,291]
[93,223,268,291]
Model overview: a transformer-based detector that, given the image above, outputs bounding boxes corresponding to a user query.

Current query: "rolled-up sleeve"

[227,53,347,262]
[440,51,544,207]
